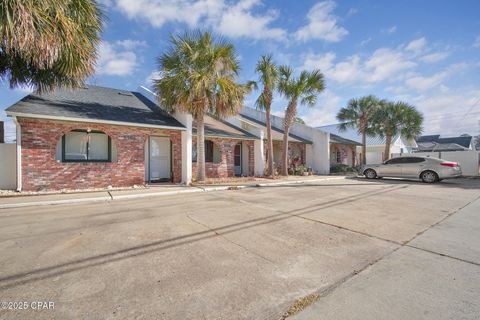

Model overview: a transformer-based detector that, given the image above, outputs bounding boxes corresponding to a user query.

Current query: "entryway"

[234,143,242,176]
[148,136,171,182]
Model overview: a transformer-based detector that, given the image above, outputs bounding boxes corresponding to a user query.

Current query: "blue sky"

[2,0,480,142]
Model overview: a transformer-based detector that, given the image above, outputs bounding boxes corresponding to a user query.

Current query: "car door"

[400,157,425,177]
[378,157,403,176]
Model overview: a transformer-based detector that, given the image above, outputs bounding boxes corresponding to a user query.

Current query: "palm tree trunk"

[196,114,206,182]
[265,107,274,176]
[281,123,290,176]
[384,135,392,161]
[281,102,295,176]
[361,131,367,165]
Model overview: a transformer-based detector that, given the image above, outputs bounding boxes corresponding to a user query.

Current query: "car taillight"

[441,162,458,167]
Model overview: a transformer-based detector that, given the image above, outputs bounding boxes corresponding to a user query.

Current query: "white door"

[149,136,171,182]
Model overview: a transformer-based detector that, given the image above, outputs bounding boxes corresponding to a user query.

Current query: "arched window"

[60,129,112,162]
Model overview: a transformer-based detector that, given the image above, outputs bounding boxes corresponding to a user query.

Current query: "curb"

[0,176,347,210]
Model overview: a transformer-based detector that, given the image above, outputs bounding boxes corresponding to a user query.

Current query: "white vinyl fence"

[0,143,16,189]
[392,150,479,176]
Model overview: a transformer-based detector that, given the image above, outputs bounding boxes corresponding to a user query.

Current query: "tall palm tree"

[154,31,245,182]
[278,66,325,176]
[249,54,278,176]
[373,101,423,161]
[0,0,103,92]
[336,95,381,166]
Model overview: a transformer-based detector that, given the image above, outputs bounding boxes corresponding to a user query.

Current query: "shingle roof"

[193,116,258,140]
[415,135,472,149]
[239,114,313,144]
[330,133,363,146]
[5,85,185,129]
[318,123,397,145]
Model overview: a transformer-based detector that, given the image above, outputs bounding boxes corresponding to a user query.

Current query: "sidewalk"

[0,175,346,209]
[290,196,480,320]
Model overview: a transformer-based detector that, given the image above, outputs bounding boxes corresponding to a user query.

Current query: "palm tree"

[154,31,245,182]
[336,95,381,166]
[373,101,423,161]
[277,66,325,176]
[0,0,103,92]
[248,54,278,177]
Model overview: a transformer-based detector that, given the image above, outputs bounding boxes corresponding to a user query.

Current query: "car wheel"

[364,169,377,179]
[421,170,438,183]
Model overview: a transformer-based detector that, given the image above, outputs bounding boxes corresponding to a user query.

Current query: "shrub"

[330,164,356,173]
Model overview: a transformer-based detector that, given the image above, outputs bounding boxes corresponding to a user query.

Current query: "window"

[385,158,403,165]
[62,130,111,162]
[385,157,425,165]
[192,140,219,163]
[336,150,341,163]
[402,157,425,163]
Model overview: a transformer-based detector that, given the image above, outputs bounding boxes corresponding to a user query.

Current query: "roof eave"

[6,111,187,131]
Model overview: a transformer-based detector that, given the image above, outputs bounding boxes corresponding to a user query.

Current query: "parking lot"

[1,178,479,319]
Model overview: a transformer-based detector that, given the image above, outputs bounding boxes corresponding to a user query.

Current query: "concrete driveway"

[0,178,479,319]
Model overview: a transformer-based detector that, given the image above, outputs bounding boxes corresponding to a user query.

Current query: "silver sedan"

[361,156,462,183]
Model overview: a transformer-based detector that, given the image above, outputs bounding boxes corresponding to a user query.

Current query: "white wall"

[173,111,192,184]
[0,144,16,189]
[392,151,479,176]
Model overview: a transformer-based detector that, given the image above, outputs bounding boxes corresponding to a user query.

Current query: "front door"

[149,136,171,182]
[234,143,242,176]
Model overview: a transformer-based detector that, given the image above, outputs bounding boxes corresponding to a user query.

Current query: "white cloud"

[300,90,342,126]
[14,85,34,94]
[115,39,147,50]
[474,36,480,48]
[411,90,480,135]
[382,25,397,34]
[405,37,427,54]
[215,0,286,40]
[405,71,448,92]
[359,37,371,47]
[112,0,286,41]
[295,1,348,42]
[144,71,161,84]
[365,48,416,82]
[96,41,137,76]
[420,51,450,63]
[302,47,416,85]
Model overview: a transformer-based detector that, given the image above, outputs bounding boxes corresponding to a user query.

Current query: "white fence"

[392,150,479,176]
[0,143,16,189]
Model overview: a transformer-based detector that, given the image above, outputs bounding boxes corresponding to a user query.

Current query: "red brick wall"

[192,137,255,179]
[18,118,182,191]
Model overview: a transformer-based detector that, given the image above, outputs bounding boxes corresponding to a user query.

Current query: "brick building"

[5,85,356,192]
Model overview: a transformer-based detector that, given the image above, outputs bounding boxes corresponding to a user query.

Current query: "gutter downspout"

[12,116,22,192]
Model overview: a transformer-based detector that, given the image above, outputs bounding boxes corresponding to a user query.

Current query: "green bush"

[330,164,356,173]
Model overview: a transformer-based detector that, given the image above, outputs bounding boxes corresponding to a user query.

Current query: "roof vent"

[118,92,133,97]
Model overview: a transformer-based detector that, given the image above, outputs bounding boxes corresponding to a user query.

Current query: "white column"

[13,116,22,191]
[174,112,192,184]
[254,130,265,176]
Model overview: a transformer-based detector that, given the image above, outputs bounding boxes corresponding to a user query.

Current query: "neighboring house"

[329,134,362,167]
[415,134,474,152]
[4,85,353,192]
[318,124,417,164]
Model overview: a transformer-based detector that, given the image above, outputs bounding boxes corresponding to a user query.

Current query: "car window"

[402,157,425,163]
[385,158,403,164]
